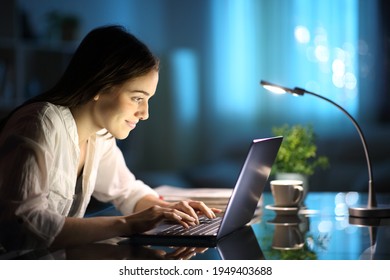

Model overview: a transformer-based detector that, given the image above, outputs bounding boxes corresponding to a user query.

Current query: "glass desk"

[258,191,390,260]
[2,192,390,260]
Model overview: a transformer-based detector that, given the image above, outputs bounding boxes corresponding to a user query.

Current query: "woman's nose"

[137,103,149,120]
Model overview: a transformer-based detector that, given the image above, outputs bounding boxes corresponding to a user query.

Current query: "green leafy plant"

[271,124,329,176]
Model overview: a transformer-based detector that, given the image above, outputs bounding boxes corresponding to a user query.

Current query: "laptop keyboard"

[160,216,222,236]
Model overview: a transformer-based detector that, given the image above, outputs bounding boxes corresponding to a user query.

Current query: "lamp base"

[349,205,390,218]
[349,217,385,227]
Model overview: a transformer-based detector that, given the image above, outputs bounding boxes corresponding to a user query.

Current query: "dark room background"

[1,0,389,192]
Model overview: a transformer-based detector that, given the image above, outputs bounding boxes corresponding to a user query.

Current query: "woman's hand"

[133,194,222,227]
[164,200,222,224]
[124,204,195,234]
[125,200,222,235]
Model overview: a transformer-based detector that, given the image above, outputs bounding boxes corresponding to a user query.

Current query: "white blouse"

[0,102,157,248]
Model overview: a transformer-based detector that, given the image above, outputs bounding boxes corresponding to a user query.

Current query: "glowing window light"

[335,218,349,230]
[344,72,357,90]
[210,0,258,117]
[342,42,356,57]
[294,25,310,44]
[318,220,333,233]
[334,47,347,61]
[315,45,330,62]
[314,31,328,46]
[332,59,346,76]
[335,203,348,216]
[345,192,359,206]
[170,49,199,125]
[332,73,345,88]
[335,192,346,204]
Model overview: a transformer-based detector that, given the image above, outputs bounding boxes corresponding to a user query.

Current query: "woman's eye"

[132,97,143,104]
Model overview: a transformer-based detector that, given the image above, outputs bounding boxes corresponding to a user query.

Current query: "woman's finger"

[187,200,220,219]
[170,201,200,224]
[162,208,197,228]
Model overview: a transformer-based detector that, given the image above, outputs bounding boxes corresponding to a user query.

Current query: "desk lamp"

[260,80,390,218]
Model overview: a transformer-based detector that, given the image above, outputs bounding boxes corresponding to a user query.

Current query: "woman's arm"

[51,216,127,248]
[51,194,222,249]
[51,202,204,249]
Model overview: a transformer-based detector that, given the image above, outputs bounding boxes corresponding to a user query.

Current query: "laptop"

[124,136,283,247]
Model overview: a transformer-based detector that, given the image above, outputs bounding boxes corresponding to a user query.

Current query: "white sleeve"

[0,108,66,249]
[92,137,158,215]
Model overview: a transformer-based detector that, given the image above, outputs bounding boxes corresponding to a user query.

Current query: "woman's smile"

[125,120,138,129]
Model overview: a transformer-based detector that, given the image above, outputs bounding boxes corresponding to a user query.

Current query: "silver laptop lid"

[217,136,283,239]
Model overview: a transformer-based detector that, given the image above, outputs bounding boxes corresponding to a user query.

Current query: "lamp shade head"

[262,84,286,94]
[260,80,301,95]
[260,80,285,93]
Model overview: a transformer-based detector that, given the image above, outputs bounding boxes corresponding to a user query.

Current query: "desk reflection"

[66,243,209,260]
[349,217,390,260]
[267,215,306,250]
[4,224,264,260]
[216,225,264,260]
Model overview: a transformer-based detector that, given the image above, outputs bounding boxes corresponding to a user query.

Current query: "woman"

[0,25,220,252]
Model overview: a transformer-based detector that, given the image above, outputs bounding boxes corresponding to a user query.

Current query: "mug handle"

[293,227,304,246]
[293,185,304,205]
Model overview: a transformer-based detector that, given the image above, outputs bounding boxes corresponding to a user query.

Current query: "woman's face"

[93,70,159,139]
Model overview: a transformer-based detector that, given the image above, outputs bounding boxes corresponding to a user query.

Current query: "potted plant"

[271,124,329,200]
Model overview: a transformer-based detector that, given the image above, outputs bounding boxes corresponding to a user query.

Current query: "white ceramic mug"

[270,180,304,207]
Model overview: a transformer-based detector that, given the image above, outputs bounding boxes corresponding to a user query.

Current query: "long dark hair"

[0,25,159,130]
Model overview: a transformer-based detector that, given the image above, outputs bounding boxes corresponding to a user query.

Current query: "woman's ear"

[93,94,100,101]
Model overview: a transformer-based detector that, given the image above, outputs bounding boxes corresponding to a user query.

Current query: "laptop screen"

[217,136,282,238]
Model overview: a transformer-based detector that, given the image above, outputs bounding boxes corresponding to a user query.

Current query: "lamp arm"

[302,89,376,207]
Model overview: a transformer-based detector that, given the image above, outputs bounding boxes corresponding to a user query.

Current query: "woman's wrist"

[115,216,131,236]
